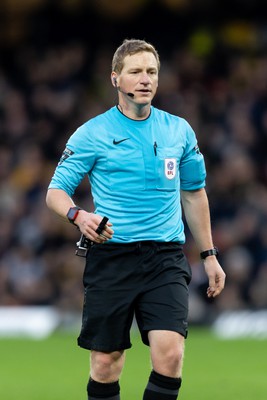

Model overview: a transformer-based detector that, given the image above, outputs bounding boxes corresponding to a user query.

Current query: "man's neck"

[118,102,151,120]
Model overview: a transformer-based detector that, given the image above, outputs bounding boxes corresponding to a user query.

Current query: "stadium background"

[0,0,267,337]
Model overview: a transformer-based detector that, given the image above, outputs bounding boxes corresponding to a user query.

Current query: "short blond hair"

[112,39,160,74]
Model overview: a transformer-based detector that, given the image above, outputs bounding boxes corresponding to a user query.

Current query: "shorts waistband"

[101,241,183,248]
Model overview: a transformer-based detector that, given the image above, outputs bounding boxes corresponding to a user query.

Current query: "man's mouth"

[138,89,151,94]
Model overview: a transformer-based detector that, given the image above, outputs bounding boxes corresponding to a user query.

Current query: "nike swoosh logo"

[113,138,130,145]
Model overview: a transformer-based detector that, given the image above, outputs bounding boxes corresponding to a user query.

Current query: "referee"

[46,39,225,400]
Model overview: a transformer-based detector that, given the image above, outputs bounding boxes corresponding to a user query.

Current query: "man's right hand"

[75,211,114,243]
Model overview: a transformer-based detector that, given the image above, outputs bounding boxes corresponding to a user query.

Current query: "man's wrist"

[200,247,219,260]
[67,206,82,225]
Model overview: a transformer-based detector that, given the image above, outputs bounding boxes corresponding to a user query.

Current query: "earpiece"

[113,77,117,86]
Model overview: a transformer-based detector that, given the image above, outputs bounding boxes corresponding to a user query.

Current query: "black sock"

[87,377,120,399]
[143,370,182,400]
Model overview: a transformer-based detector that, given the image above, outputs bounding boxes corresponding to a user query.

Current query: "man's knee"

[155,346,184,377]
[90,350,125,382]
[162,345,184,369]
[149,331,185,377]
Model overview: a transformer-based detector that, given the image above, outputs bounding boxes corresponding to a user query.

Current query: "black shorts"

[77,241,192,352]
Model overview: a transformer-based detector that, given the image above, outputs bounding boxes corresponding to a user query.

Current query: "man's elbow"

[46,189,53,209]
[46,188,61,210]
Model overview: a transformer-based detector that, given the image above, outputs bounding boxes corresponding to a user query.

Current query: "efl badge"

[58,147,74,165]
[165,158,176,180]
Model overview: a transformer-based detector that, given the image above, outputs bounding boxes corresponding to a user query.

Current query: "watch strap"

[200,247,219,259]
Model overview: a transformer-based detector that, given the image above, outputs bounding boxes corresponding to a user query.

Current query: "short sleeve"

[179,120,206,190]
[48,124,96,196]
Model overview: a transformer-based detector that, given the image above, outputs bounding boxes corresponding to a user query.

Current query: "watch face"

[67,207,79,221]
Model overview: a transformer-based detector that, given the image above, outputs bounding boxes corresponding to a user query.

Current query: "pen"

[154,141,157,156]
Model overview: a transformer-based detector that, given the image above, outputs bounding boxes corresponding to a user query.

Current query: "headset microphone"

[118,86,135,98]
[116,86,134,99]
[114,78,134,98]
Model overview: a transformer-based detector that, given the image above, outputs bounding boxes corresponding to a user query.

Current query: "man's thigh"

[135,280,190,345]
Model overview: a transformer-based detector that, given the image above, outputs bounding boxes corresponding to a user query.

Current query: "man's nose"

[140,73,151,83]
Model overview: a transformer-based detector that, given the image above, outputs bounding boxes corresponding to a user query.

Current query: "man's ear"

[111,73,117,87]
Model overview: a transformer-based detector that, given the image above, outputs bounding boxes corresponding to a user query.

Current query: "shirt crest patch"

[164,158,177,180]
[58,147,74,165]
[194,144,201,154]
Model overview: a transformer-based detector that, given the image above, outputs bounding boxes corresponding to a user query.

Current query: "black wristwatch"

[67,206,82,225]
[200,247,219,260]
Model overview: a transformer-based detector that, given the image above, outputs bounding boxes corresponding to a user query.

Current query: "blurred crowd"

[0,7,267,324]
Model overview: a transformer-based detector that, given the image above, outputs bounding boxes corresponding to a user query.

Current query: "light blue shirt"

[49,106,206,243]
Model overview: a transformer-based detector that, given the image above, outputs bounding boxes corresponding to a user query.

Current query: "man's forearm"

[46,188,76,221]
[181,188,214,252]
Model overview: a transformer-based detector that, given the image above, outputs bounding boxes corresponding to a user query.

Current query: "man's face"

[116,51,159,104]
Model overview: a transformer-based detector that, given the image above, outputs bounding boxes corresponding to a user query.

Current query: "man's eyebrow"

[128,67,158,72]
[127,67,142,71]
